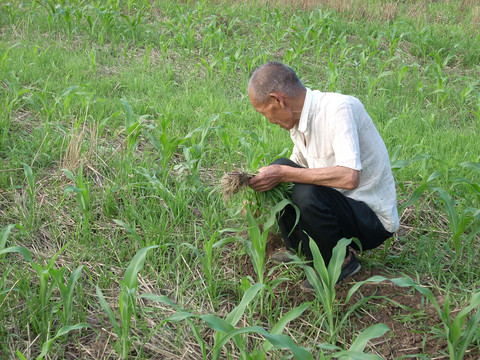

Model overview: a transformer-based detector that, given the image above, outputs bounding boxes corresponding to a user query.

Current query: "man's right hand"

[248,165,286,192]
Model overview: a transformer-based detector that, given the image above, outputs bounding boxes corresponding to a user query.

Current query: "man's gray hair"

[248,62,305,104]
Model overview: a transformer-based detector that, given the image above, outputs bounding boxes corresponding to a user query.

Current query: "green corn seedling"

[120,9,145,43]
[244,198,298,285]
[153,283,313,359]
[441,291,480,360]
[180,114,219,178]
[113,219,146,248]
[301,238,350,342]
[386,277,480,360]
[30,243,70,341]
[299,238,383,344]
[121,98,147,151]
[48,265,84,327]
[434,187,480,268]
[17,323,90,360]
[62,165,91,235]
[317,323,390,360]
[347,276,480,360]
[144,115,185,175]
[244,208,270,285]
[182,230,233,299]
[22,163,35,225]
[239,136,267,172]
[97,245,159,359]
[215,124,239,165]
[0,224,32,262]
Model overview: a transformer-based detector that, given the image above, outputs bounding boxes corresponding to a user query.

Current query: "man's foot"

[300,251,362,291]
[336,251,362,284]
[270,248,295,264]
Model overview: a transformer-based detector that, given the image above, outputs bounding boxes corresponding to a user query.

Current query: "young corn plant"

[34,270,88,360]
[22,163,35,226]
[244,198,296,285]
[220,169,299,286]
[96,245,159,359]
[62,165,91,236]
[144,114,185,175]
[317,323,390,360]
[48,265,84,327]
[121,98,147,151]
[440,291,480,360]
[181,230,233,299]
[120,8,145,44]
[179,114,219,181]
[301,238,350,342]
[239,136,267,172]
[16,323,90,360]
[151,283,313,360]
[215,123,239,166]
[299,238,385,345]
[433,187,480,269]
[16,239,89,358]
[342,271,480,360]
[354,276,480,360]
[29,243,70,341]
[0,224,32,262]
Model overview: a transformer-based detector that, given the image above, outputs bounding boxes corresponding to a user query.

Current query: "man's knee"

[292,184,339,214]
[270,158,303,168]
[292,184,321,212]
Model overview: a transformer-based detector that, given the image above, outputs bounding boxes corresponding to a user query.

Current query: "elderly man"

[247,62,399,289]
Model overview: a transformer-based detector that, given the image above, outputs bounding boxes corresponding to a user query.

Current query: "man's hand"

[248,165,285,192]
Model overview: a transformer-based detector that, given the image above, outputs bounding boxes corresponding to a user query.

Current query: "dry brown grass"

[61,125,85,172]
[60,118,99,173]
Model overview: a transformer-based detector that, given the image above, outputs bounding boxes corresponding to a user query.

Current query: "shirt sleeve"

[329,101,362,171]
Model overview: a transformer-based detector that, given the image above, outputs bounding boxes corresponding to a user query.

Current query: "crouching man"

[247,62,399,289]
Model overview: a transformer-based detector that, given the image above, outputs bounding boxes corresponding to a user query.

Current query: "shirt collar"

[297,88,312,133]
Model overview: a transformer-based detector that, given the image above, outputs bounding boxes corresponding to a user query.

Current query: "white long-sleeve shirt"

[290,88,399,233]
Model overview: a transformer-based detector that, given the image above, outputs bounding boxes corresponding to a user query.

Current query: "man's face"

[249,91,297,131]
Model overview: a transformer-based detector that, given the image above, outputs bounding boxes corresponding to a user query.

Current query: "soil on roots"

[220,171,254,200]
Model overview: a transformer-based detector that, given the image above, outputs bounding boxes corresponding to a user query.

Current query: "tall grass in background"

[0,0,479,358]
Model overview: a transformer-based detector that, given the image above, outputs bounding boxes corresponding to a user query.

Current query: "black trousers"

[273,158,393,264]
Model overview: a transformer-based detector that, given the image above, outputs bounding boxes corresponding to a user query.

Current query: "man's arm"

[248,164,360,192]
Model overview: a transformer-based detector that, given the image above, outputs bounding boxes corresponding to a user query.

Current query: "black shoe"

[336,252,361,284]
[270,248,295,264]
[300,252,362,291]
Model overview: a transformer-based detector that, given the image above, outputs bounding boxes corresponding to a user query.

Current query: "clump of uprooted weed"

[220,170,294,218]
[220,171,255,201]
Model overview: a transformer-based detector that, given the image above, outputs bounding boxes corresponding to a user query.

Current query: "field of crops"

[1,0,480,359]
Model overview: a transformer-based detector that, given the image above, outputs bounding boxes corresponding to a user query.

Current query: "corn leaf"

[123,245,159,290]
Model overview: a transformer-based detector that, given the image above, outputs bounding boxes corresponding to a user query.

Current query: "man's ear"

[269,92,286,108]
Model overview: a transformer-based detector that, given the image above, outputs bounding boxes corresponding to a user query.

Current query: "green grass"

[1,0,480,358]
